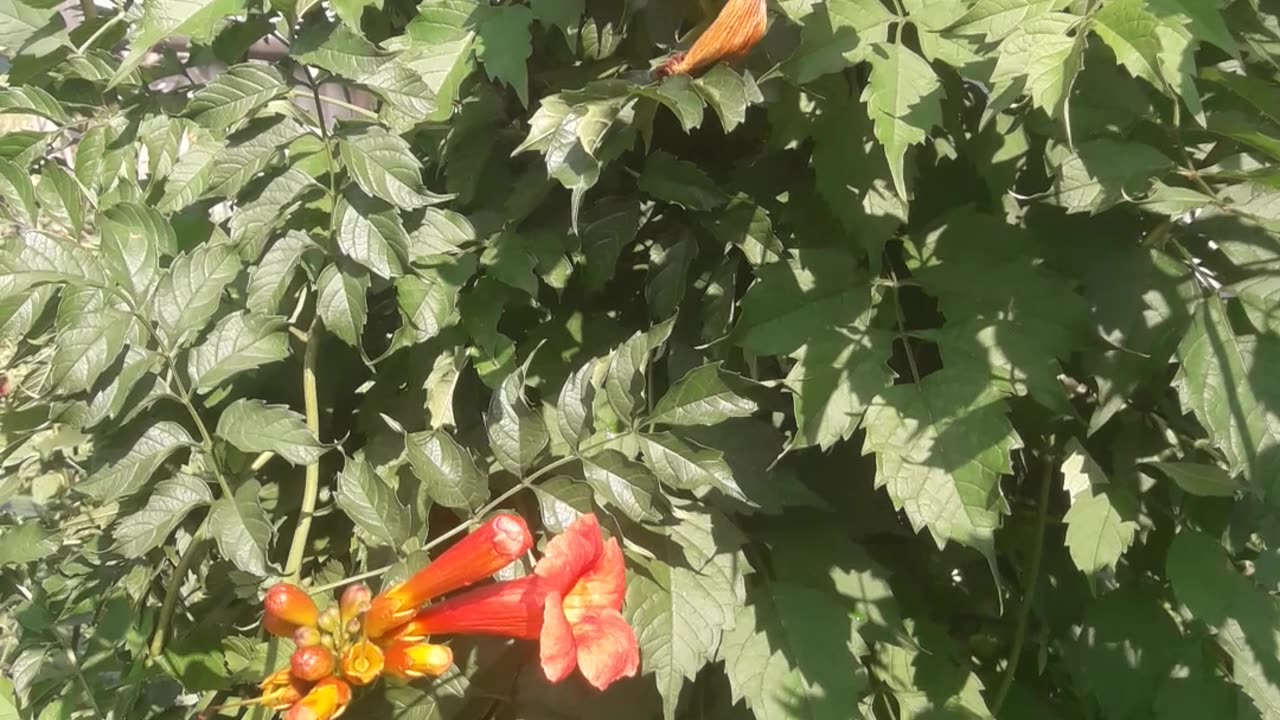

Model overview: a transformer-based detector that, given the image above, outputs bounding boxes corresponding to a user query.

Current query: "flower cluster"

[254,513,639,718]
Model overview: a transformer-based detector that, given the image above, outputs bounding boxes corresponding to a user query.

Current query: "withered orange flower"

[340,640,384,686]
[264,584,319,637]
[383,641,455,680]
[656,0,768,78]
[364,513,533,639]
[283,677,351,720]
[400,515,640,690]
[258,669,311,711]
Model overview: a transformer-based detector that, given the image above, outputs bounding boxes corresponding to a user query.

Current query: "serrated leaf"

[333,188,410,279]
[484,365,549,476]
[0,0,57,52]
[157,136,222,213]
[0,231,106,299]
[152,242,242,346]
[0,158,37,226]
[1233,273,1280,335]
[34,165,85,234]
[245,231,318,315]
[534,476,593,533]
[639,432,746,502]
[1145,461,1241,497]
[638,151,727,211]
[989,13,1084,119]
[556,358,597,451]
[720,582,869,720]
[861,43,943,199]
[785,328,895,451]
[0,285,54,341]
[636,75,705,133]
[113,0,249,86]
[648,363,758,427]
[405,430,488,510]
[112,474,213,558]
[208,479,273,576]
[228,167,322,254]
[735,249,873,356]
[396,256,476,344]
[1174,295,1280,502]
[604,317,676,422]
[50,308,133,395]
[187,62,287,132]
[862,368,1021,565]
[400,0,480,120]
[875,638,994,719]
[625,501,745,719]
[76,421,195,501]
[706,195,784,268]
[582,449,662,522]
[361,61,438,133]
[1063,489,1137,578]
[338,125,445,209]
[949,0,1070,40]
[475,5,533,105]
[0,86,67,124]
[693,65,762,133]
[408,208,477,259]
[186,312,290,392]
[205,117,305,200]
[316,262,369,349]
[99,203,171,304]
[337,454,413,548]
[216,399,326,465]
[1046,138,1171,213]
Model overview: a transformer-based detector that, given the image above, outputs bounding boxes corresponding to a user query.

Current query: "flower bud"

[339,584,372,623]
[346,619,361,637]
[284,677,351,720]
[265,584,320,630]
[383,642,454,680]
[294,626,322,648]
[340,640,385,686]
[320,632,336,651]
[317,606,342,634]
[291,646,336,682]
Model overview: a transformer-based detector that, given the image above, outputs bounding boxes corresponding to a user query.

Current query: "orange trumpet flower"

[399,515,640,690]
[382,641,455,680]
[283,677,351,720]
[656,0,768,78]
[257,668,311,711]
[364,513,533,639]
[340,640,385,686]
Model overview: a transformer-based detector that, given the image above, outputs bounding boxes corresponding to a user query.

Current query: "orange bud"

[264,612,300,638]
[339,584,373,624]
[258,668,311,711]
[656,0,768,78]
[265,584,320,629]
[295,626,322,647]
[284,677,352,720]
[291,646,336,682]
[340,640,384,686]
[383,642,454,680]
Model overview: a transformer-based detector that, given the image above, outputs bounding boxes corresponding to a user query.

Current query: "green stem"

[76,11,121,54]
[289,89,378,119]
[306,450,592,596]
[991,449,1055,714]
[284,327,323,583]
[149,533,211,658]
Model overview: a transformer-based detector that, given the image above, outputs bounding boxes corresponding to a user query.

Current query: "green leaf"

[228,167,322,254]
[0,0,57,53]
[783,0,896,82]
[875,636,995,719]
[216,398,327,465]
[152,242,242,346]
[735,250,873,356]
[113,0,248,86]
[405,430,489,510]
[530,0,582,33]
[112,474,213,558]
[337,453,413,548]
[639,431,747,502]
[1174,295,1280,502]
[475,5,533,106]
[76,421,196,501]
[1073,585,1182,719]
[556,358,598,451]
[693,65,762,133]
[316,262,370,348]
[0,159,37,225]
[205,117,305,200]
[337,125,445,209]
[581,449,662,522]
[720,582,869,720]
[638,151,728,211]
[0,285,54,341]
[1144,461,1242,497]
[156,135,223,213]
[861,43,944,199]
[35,164,85,233]
[245,231,318,315]
[187,62,287,132]
[604,317,676,422]
[396,256,476,344]
[208,479,273,576]
[186,312,291,392]
[645,236,697,320]
[862,368,1020,565]
[50,307,133,395]
[363,61,439,133]
[625,501,745,719]
[484,364,549,476]
[636,75,705,133]
[533,476,593,533]
[705,195,785,268]
[400,0,481,120]
[99,202,170,302]
[333,188,410,279]
[1064,490,1137,578]
[0,523,56,567]
[0,231,106,299]
[1046,139,1171,213]
[949,0,1070,40]
[408,207,477,259]
[0,86,68,124]
[989,13,1085,119]
[785,328,895,451]
[648,363,759,427]
[1233,273,1280,335]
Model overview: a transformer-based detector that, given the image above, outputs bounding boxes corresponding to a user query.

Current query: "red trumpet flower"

[656,0,768,78]
[264,583,319,637]
[402,515,640,690]
[383,641,454,680]
[283,677,351,720]
[364,513,533,638]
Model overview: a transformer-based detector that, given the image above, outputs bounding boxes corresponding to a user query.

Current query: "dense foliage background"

[2,0,1280,715]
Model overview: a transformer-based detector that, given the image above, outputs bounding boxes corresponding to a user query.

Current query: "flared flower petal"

[656,0,768,77]
[562,537,626,618]
[340,640,384,686]
[366,513,533,638]
[283,677,351,720]
[383,642,454,680]
[534,514,603,593]
[568,608,640,690]
[538,591,578,684]
[258,668,310,711]
[265,583,319,633]
[396,576,547,640]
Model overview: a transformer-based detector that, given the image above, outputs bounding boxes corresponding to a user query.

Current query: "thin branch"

[887,264,922,384]
[289,89,378,119]
[149,534,211,658]
[284,325,323,583]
